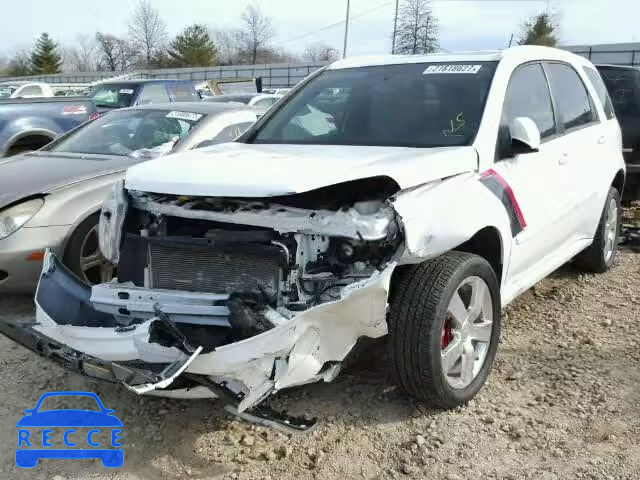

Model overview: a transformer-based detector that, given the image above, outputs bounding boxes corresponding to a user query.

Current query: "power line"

[273,1,394,48]
[273,0,550,49]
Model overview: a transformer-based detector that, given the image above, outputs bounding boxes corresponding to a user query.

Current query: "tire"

[575,187,621,274]
[63,213,114,284]
[387,252,501,409]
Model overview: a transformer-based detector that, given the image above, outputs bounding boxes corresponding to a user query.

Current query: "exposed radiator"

[148,240,283,298]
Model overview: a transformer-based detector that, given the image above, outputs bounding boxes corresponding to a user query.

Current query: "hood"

[125,142,479,197]
[0,152,139,210]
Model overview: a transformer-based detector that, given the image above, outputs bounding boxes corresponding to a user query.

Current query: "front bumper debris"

[3,249,393,413]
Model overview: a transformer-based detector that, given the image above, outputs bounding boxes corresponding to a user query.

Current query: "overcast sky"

[1,0,638,59]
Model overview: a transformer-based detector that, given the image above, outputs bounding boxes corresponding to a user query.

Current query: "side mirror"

[509,117,540,153]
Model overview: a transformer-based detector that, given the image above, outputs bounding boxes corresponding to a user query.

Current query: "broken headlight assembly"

[98,180,128,263]
[0,197,44,240]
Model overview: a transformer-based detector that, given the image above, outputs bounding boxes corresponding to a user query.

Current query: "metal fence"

[0,61,329,87]
[564,47,640,67]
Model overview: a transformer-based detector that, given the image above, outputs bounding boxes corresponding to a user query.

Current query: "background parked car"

[205,93,282,115]
[0,102,257,292]
[596,64,640,200]
[0,96,98,157]
[91,79,201,112]
[0,81,55,99]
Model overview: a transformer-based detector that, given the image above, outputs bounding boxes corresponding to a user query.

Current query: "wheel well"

[7,134,54,156]
[454,227,503,283]
[389,227,504,299]
[612,169,625,195]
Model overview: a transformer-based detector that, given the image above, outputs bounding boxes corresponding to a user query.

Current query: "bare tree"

[393,0,438,55]
[302,43,340,62]
[6,49,32,77]
[213,28,244,65]
[129,0,168,67]
[239,4,274,64]
[65,34,100,72]
[96,33,136,72]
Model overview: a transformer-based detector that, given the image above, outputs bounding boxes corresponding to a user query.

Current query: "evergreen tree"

[518,13,559,47]
[168,24,216,67]
[30,33,62,74]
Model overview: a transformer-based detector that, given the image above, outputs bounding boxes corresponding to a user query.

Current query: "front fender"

[391,173,513,283]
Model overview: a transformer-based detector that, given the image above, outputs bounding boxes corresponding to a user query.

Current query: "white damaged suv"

[4,46,624,417]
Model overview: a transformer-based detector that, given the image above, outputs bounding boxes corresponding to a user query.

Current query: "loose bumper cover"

[0,250,393,411]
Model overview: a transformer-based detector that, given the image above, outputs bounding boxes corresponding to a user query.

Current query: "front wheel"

[574,187,621,273]
[387,252,501,409]
[63,213,115,284]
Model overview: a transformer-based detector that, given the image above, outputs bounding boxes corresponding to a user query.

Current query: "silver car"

[0,102,257,292]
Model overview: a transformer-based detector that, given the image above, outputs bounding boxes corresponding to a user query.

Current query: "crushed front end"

[7,178,404,412]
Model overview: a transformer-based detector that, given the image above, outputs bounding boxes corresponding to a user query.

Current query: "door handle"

[598,136,606,144]
[558,153,569,165]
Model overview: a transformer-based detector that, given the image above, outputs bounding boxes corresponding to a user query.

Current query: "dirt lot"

[0,247,639,480]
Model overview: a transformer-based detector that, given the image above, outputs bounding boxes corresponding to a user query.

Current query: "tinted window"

[503,63,556,139]
[91,84,139,109]
[49,109,204,157]
[583,67,615,120]
[252,62,497,148]
[170,83,199,102]
[546,63,595,130]
[138,84,170,105]
[597,66,640,119]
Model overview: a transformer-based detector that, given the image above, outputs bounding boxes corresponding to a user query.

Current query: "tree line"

[0,0,341,77]
[0,0,559,77]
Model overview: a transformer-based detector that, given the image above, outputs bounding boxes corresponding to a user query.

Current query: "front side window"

[251,62,498,148]
[583,67,615,120]
[48,109,204,157]
[545,63,595,131]
[253,97,277,108]
[197,122,255,148]
[503,63,556,140]
[138,84,171,105]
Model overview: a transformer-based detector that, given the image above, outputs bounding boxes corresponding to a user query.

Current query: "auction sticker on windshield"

[15,391,124,469]
[423,64,482,74]
[166,111,203,121]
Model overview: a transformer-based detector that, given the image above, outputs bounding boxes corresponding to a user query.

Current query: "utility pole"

[343,0,351,59]
[392,0,400,54]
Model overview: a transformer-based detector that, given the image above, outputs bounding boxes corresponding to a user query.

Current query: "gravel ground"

[0,248,638,480]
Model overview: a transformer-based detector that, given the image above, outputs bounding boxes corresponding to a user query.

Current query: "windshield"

[0,86,16,98]
[48,109,205,158]
[252,62,497,148]
[91,83,139,108]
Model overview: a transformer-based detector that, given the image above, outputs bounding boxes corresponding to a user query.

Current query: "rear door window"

[545,63,596,131]
[503,63,556,139]
[583,67,615,120]
[138,84,171,105]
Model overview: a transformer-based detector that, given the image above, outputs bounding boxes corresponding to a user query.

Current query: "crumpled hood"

[0,153,139,210]
[125,142,479,197]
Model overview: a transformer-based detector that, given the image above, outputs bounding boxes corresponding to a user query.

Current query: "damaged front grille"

[149,241,283,299]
